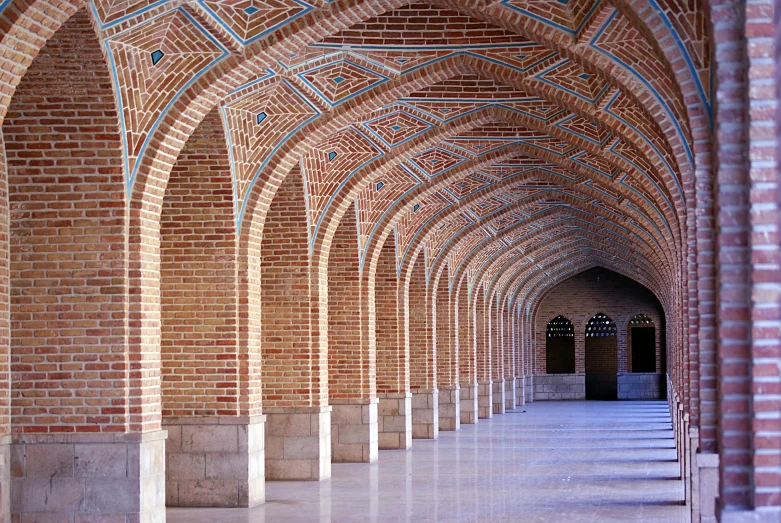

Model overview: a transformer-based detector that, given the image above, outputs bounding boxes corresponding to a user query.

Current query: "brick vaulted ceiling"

[63,0,708,312]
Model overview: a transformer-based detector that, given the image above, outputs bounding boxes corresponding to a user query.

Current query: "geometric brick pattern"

[222,78,319,221]
[105,8,228,188]
[302,127,382,245]
[4,0,773,519]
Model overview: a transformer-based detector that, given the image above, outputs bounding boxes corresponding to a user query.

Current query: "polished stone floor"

[167,401,685,522]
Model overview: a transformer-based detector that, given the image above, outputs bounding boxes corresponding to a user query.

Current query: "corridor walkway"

[167,401,685,523]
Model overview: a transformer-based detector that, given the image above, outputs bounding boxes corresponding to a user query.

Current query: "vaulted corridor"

[168,401,685,523]
[0,1,780,521]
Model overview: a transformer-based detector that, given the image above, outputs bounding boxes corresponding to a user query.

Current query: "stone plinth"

[492,379,506,414]
[0,435,9,523]
[525,375,534,403]
[515,377,525,406]
[11,431,166,522]
[460,384,478,424]
[331,399,378,463]
[377,393,412,450]
[697,451,719,522]
[617,372,664,400]
[505,379,517,410]
[164,416,265,508]
[411,390,439,439]
[265,406,331,481]
[437,386,460,431]
[533,374,585,400]
[477,380,493,419]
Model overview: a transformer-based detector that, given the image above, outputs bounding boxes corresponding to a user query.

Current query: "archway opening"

[546,315,575,374]
[628,314,656,373]
[585,313,617,400]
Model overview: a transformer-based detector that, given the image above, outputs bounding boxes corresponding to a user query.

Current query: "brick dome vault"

[0,0,778,521]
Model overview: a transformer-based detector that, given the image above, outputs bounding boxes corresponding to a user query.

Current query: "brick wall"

[475,287,490,382]
[328,204,373,400]
[375,235,405,394]
[435,269,457,388]
[7,11,127,432]
[408,253,434,390]
[534,268,664,376]
[456,276,475,386]
[160,108,239,418]
[260,168,322,407]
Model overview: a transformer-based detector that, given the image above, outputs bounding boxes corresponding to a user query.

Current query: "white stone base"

[11,431,166,522]
[505,379,517,410]
[525,375,534,403]
[617,372,664,400]
[718,507,781,522]
[478,380,493,419]
[265,406,331,481]
[0,435,9,523]
[697,452,719,522]
[533,373,585,400]
[331,400,378,463]
[411,390,439,439]
[377,393,412,450]
[438,386,460,431]
[164,416,265,508]
[515,377,525,406]
[460,384,478,424]
[492,379,506,414]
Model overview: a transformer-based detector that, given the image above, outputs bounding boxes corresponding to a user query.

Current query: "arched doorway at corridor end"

[585,313,617,400]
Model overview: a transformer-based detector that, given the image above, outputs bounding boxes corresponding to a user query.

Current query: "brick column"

[435,270,459,431]
[328,208,378,463]
[457,277,478,424]
[491,299,505,414]
[260,171,330,480]
[408,254,438,439]
[375,236,411,449]
[475,289,492,419]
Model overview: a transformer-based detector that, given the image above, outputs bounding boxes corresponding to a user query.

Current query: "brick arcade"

[0,0,778,522]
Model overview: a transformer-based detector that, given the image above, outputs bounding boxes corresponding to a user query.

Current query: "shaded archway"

[584,313,617,400]
[628,314,656,373]
[546,315,575,374]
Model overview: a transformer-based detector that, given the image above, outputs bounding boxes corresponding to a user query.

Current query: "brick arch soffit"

[308,0,713,257]
[37,0,702,255]
[310,54,696,286]
[622,312,660,331]
[498,245,668,322]
[519,260,672,331]
[0,1,708,291]
[335,93,683,284]
[406,181,676,300]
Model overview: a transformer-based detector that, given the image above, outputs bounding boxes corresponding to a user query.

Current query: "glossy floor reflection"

[167,401,685,522]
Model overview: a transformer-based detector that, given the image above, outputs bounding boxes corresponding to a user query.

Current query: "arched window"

[585,313,617,399]
[629,314,656,372]
[546,315,575,373]
[585,312,617,337]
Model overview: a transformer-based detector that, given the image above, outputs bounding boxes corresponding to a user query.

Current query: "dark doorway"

[546,316,575,373]
[585,313,617,400]
[631,327,656,372]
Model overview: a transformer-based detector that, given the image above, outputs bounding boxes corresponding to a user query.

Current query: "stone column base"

[478,380,493,419]
[11,431,166,522]
[438,386,460,431]
[515,377,525,406]
[492,379,506,414]
[331,399,378,463]
[377,393,412,450]
[718,507,781,522]
[411,389,439,439]
[164,415,265,508]
[697,452,719,522]
[505,379,516,410]
[460,384,478,424]
[265,406,331,481]
[0,435,9,523]
[525,375,534,403]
